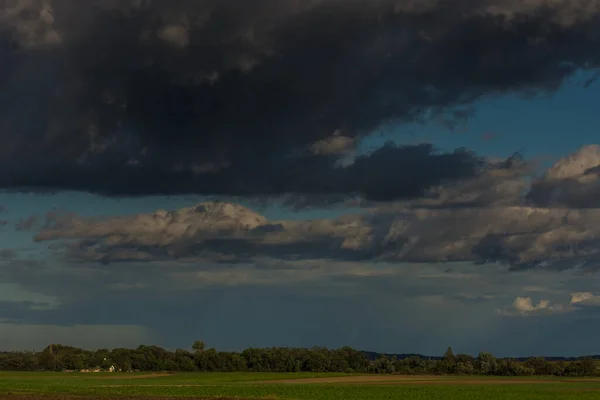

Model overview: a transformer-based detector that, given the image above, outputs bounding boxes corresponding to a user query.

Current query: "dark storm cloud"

[1,0,600,200]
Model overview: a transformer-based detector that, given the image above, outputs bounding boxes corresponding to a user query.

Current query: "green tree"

[443,347,455,363]
[476,352,497,375]
[439,346,457,374]
[192,341,205,353]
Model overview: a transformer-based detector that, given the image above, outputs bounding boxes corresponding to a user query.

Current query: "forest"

[0,342,597,376]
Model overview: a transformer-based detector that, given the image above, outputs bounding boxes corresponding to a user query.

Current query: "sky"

[2,0,600,357]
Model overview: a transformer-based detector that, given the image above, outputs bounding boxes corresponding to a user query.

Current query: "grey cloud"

[0,322,154,351]
[362,205,600,270]
[527,145,600,208]
[0,0,62,49]
[1,1,599,201]
[388,152,531,210]
[0,249,16,259]
[0,204,6,226]
[308,133,356,156]
[0,257,407,333]
[1,256,590,313]
[29,193,600,270]
[2,253,599,354]
[273,147,528,210]
[0,301,46,320]
[15,215,38,231]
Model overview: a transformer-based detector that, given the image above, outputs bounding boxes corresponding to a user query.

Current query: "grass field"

[2,372,600,399]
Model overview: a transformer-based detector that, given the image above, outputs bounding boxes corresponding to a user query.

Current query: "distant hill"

[361,351,600,362]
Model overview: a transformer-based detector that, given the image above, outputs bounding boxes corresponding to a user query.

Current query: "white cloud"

[500,290,600,317]
[500,296,568,316]
[570,291,600,306]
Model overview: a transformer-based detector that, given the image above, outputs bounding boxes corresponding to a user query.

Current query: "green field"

[2,372,600,399]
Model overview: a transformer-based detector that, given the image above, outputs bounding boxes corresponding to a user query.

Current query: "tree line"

[0,342,597,376]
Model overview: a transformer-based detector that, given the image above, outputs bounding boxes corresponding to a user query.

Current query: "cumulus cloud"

[24,146,600,269]
[500,290,600,316]
[570,291,600,306]
[0,0,62,48]
[11,147,600,271]
[1,0,599,201]
[498,296,568,316]
[527,145,600,208]
[28,190,600,269]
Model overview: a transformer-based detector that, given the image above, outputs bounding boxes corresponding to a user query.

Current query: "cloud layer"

[3,145,600,354]
[27,147,599,270]
[1,0,600,200]
[31,201,600,268]
[1,252,600,354]
[2,1,600,355]
[527,145,600,208]
[2,145,586,270]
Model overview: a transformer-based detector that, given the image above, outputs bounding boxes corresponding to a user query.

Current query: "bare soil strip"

[89,385,225,388]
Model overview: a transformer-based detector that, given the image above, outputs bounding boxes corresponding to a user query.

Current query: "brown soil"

[89,385,218,388]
